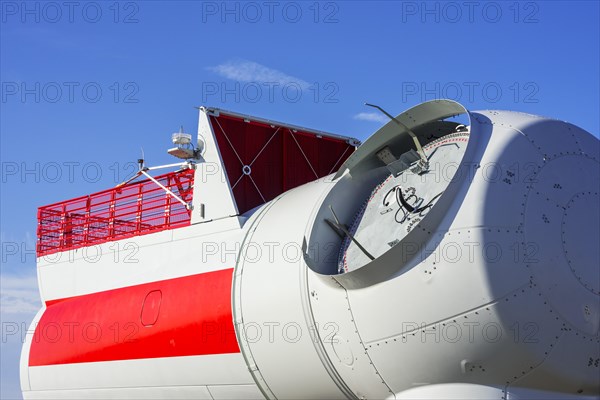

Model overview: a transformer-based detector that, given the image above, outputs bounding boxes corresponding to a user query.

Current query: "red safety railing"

[37,168,195,257]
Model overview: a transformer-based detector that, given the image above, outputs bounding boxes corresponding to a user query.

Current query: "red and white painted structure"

[21,101,599,399]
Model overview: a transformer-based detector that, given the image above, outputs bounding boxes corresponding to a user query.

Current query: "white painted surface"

[23,101,599,399]
[192,108,239,223]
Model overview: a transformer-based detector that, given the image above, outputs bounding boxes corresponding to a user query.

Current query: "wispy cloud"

[1,274,40,314]
[208,60,310,89]
[353,112,389,124]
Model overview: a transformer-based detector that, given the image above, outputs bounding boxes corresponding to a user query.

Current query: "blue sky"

[1,1,599,398]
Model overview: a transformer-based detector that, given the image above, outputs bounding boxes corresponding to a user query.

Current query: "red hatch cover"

[209,110,359,214]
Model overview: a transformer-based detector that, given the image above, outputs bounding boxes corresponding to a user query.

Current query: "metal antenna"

[364,103,429,173]
[117,148,146,188]
[138,147,146,170]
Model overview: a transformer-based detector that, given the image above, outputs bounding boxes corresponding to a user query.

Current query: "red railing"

[37,168,195,257]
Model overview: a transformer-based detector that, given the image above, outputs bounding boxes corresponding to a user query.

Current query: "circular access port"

[304,100,471,283]
[337,132,470,273]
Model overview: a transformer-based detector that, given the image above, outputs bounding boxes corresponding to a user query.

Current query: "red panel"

[29,268,239,366]
[37,169,195,257]
[211,114,355,214]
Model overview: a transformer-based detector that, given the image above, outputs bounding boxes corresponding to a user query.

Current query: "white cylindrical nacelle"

[21,101,599,399]
[233,102,599,398]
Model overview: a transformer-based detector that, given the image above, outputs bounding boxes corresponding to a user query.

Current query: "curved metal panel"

[334,100,468,179]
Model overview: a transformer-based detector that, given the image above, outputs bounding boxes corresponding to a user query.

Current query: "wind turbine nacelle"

[20,101,599,399]
[230,102,599,399]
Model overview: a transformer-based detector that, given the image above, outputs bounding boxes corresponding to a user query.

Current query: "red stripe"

[29,268,239,366]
